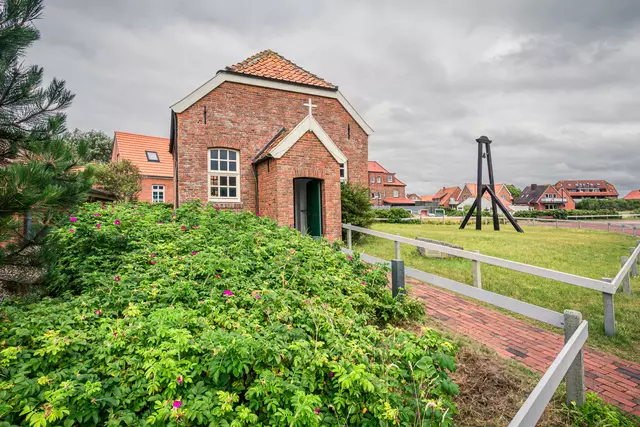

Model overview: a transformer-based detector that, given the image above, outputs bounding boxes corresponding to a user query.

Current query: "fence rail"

[343,223,640,336]
[342,224,590,426]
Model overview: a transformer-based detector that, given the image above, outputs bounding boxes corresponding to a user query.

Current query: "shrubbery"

[340,183,375,238]
[513,209,617,219]
[0,203,458,426]
[375,208,414,223]
[576,198,640,212]
[566,393,640,426]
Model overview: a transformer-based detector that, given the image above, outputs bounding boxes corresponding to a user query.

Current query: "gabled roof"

[170,51,373,135]
[421,195,434,202]
[464,183,508,196]
[113,132,172,177]
[434,186,461,200]
[225,50,335,89]
[514,184,552,205]
[623,190,640,200]
[386,176,406,187]
[258,114,347,164]
[555,180,618,196]
[368,161,389,173]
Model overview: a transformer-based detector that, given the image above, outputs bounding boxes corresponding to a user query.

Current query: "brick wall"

[273,132,341,241]
[175,81,368,215]
[138,177,174,204]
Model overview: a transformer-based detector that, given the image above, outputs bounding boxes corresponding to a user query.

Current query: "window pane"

[221,187,228,197]
[229,162,236,172]
[229,188,237,197]
[220,161,227,171]
[220,176,228,186]
[229,176,236,186]
[211,187,218,197]
[211,160,218,171]
[211,175,218,185]
[210,150,218,159]
[220,150,227,160]
[229,151,237,160]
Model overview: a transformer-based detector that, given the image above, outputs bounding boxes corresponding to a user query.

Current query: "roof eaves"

[219,70,339,92]
[253,127,287,164]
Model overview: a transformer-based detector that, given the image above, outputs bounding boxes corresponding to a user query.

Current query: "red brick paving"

[408,277,640,417]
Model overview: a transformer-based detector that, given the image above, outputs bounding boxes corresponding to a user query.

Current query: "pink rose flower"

[177,375,183,385]
[70,217,78,222]
[191,251,197,256]
[69,229,75,233]
[173,400,182,409]
[362,281,367,286]
[114,276,120,282]
[96,310,102,315]
[222,290,233,296]
[96,223,101,229]
[150,260,156,265]
[193,225,199,229]
[254,294,261,299]
[181,225,186,231]
[114,219,121,226]
[314,407,320,414]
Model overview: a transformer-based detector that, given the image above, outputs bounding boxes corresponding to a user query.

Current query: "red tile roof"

[113,132,172,177]
[383,197,415,205]
[421,195,434,202]
[623,190,640,200]
[555,180,618,197]
[225,50,336,89]
[386,175,406,187]
[368,160,389,173]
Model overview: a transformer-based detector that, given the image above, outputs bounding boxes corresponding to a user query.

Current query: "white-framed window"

[152,185,164,203]
[387,175,393,183]
[339,163,347,183]
[393,190,399,198]
[208,148,240,202]
[377,177,381,184]
[371,192,375,199]
[377,192,381,199]
[371,175,375,184]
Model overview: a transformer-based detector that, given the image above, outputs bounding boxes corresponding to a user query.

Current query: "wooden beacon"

[459,136,523,233]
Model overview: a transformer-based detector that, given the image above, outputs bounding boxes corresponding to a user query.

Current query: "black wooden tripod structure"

[460,136,523,232]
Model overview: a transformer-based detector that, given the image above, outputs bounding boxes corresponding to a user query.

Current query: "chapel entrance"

[293,178,322,238]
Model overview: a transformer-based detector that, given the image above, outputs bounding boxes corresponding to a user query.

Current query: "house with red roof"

[514,184,575,211]
[554,180,618,201]
[111,132,174,204]
[431,186,462,208]
[623,190,640,200]
[169,50,372,241]
[458,183,513,206]
[368,161,413,206]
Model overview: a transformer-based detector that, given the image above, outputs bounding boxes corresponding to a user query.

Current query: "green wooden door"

[306,180,322,237]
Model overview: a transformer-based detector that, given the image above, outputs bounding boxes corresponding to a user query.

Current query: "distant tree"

[341,182,375,240]
[0,0,93,293]
[63,128,112,163]
[506,185,521,198]
[94,160,142,202]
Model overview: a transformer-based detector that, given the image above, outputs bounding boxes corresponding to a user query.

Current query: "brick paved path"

[408,277,640,416]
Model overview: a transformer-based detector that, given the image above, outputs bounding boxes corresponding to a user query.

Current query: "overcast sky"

[28,0,640,196]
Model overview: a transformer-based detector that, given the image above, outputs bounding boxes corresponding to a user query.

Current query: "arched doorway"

[293,178,322,238]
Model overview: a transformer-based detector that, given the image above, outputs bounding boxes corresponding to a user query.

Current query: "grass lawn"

[353,223,640,362]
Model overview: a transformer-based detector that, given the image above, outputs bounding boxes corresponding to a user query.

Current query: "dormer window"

[146,151,160,162]
[387,175,393,183]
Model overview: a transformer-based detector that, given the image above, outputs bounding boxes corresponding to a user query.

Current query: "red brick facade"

[173,80,368,240]
[138,177,174,204]
[367,161,411,206]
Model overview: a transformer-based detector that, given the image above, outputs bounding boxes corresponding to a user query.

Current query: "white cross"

[303,98,317,117]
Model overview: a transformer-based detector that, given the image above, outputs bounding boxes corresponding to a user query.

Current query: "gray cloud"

[26,0,640,196]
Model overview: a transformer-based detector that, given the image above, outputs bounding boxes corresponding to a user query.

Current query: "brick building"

[458,183,513,206]
[514,184,575,211]
[554,180,618,201]
[111,132,174,204]
[169,50,372,240]
[431,186,462,208]
[368,161,413,206]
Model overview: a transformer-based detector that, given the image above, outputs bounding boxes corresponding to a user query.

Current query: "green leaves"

[0,202,459,425]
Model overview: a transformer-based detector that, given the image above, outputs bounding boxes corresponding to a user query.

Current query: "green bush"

[341,183,375,239]
[565,393,640,426]
[0,203,458,426]
[375,208,413,223]
[513,209,617,219]
[576,198,640,211]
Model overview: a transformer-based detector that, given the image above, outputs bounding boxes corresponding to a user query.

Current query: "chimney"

[531,184,538,190]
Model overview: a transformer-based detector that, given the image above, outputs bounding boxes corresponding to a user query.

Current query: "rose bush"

[0,202,458,426]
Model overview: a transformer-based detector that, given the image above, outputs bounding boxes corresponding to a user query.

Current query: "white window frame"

[208,148,240,203]
[377,177,381,184]
[152,185,165,203]
[371,192,375,199]
[370,175,375,184]
[377,192,381,199]
[393,189,399,198]
[339,163,347,183]
[387,175,393,183]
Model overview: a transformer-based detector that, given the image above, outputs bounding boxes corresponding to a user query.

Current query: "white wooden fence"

[342,223,639,336]
[341,224,594,426]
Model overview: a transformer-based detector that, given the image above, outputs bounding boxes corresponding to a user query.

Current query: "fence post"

[634,226,637,237]
[630,248,638,278]
[347,227,352,250]
[602,278,615,336]
[564,310,586,407]
[621,256,631,295]
[608,223,611,233]
[391,259,405,300]
[621,224,625,235]
[578,220,581,229]
[472,250,482,289]
[556,219,558,228]
[395,241,401,260]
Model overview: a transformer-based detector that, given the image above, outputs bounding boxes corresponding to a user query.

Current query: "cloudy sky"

[28,0,640,196]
